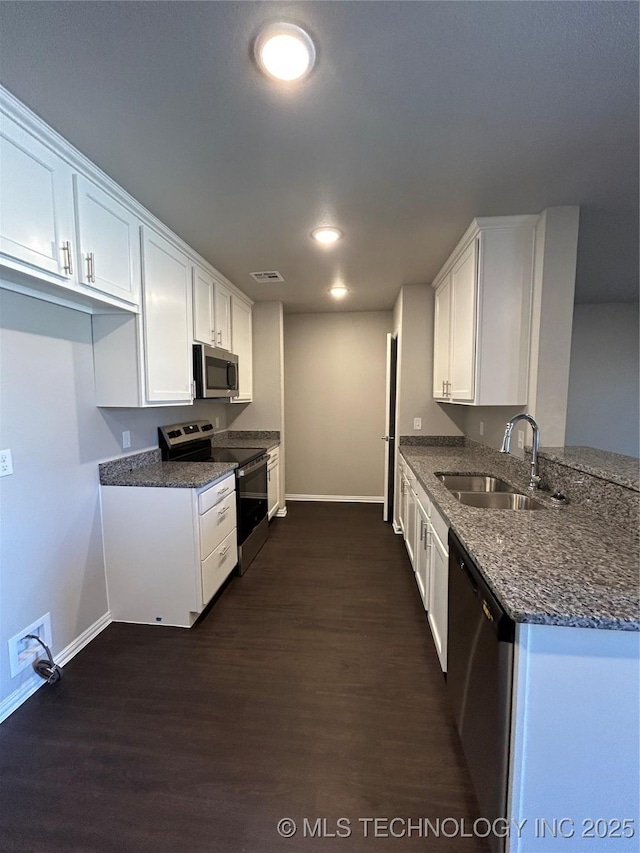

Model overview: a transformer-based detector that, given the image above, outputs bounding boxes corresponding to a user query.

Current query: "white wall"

[284,311,391,499]
[394,284,462,437]
[566,303,640,457]
[0,288,229,709]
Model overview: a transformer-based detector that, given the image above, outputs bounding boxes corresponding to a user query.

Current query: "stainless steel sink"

[437,474,514,492]
[450,491,545,510]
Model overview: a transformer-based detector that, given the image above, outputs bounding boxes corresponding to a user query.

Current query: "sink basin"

[437,474,514,492]
[450,491,545,510]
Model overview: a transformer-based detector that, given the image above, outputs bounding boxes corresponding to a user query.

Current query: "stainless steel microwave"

[193,344,239,398]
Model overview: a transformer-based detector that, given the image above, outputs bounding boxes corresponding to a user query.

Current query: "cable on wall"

[23,634,63,684]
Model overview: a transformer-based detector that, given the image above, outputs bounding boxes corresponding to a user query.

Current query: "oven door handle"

[237,456,267,477]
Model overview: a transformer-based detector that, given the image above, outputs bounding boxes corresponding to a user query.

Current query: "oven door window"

[205,356,231,391]
[237,465,267,542]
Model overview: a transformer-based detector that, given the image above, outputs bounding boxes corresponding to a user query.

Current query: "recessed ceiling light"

[329,285,348,299]
[312,227,342,244]
[254,23,316,82]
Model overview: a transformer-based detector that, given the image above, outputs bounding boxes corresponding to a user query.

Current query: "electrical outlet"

[517,430,525,449]
[8,613,53,678]
[0,449,13,477]
[122,431,131,449]
[413,418,422,430]
[479,421,484,436]
[215,417,220,429]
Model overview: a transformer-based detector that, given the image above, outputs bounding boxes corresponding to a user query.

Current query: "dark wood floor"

[0,503,489,852]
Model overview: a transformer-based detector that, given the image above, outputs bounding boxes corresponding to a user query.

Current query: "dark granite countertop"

[400,445,640,631]
[99,450,237,489]
[210,430,280,452]
[538,446,639,491]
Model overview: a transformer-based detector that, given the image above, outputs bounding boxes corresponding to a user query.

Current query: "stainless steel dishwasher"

[447,531,515,853]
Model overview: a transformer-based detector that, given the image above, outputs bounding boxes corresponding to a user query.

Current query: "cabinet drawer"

[200,492,236,560]
[430,502,449,551]
[198,474,235,514]
[201,529,237,605]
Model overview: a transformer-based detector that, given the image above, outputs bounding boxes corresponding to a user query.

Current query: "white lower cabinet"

[101,473,237,627]
[267,447,280,520]
[427,520,449,673]
[400,457,450,673]
[414,498,430,606]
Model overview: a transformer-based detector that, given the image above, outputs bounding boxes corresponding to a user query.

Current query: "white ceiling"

[1,1,638,311]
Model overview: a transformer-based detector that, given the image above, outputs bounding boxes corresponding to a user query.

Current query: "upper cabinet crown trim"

[0,85,252,306]
[431,215,538,292]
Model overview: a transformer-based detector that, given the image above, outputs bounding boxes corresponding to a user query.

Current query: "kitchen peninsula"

[398,437,639,852]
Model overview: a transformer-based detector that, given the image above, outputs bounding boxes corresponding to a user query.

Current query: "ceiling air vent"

[249,270,285,284]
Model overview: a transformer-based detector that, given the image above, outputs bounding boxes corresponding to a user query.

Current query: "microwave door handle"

[227,363,237,390]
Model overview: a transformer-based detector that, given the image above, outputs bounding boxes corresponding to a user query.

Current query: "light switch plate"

[413,418,422,430]
[122,431,131,449]
[517,430,525,449]
[479,421,484,436]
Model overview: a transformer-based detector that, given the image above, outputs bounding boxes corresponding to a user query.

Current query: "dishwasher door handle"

[459,558,479,594]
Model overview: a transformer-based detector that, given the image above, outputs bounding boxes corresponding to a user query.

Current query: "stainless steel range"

[159,420,269,574]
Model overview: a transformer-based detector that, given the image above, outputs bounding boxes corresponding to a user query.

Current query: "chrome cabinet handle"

[218,486,230,497]
[61,241,73,275]
[219,543,231,557]
[86,252,95,283]
[217,331,222,345]
[218,505,229,516]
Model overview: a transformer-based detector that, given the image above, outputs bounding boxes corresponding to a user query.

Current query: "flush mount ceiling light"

[254,23,316,82]
[312,227,342,244]
[329,285,348,299]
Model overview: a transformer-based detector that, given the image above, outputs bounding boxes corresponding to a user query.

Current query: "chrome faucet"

[500,413,541,491]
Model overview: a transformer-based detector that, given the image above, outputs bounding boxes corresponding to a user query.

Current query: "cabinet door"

[193,264,215,345]
[450,240,478,401]
[0,113,75,280]
[231,295,253,402]
[141,227,192,403]
[214,281,232,350]
[428,531,449,672]
[433,276,451,399]
[405,480,417,567]
[74,174,140,306]
[415,500,429,607]
[267,457,279,519]
[399,472,407,534]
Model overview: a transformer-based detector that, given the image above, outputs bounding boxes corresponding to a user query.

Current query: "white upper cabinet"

[449,240,477,401]
[192,264,216,346]
[73,175,141,306]
[0,112,75,281]
[214,280,232,351]
[230,294,253,403]
[141,227,192,403]
[432,216,537,406]
[433,275,452,400]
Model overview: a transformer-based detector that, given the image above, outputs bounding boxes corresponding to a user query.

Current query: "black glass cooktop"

[206,447,265,466]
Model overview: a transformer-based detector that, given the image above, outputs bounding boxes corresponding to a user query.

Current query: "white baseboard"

[286,494,384,504]
[392,522,402,534]
[0,611,112,725]
[275,507,288,517]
